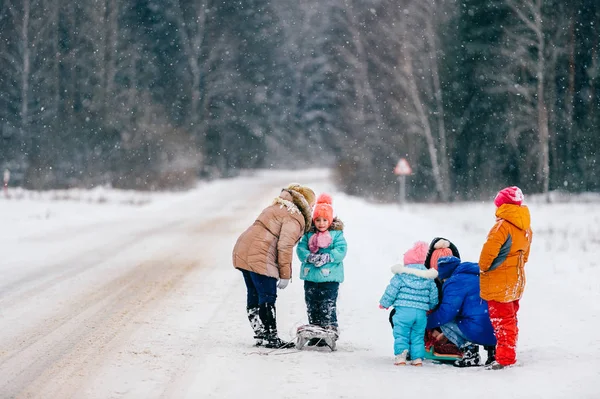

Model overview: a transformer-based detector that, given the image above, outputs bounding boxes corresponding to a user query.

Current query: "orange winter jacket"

[478,204,533,302]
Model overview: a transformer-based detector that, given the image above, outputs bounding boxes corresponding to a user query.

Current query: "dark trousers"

[304,281,339,328]
[241,269,277,307]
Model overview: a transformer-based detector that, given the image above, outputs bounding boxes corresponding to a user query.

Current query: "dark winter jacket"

[426,256,496,346]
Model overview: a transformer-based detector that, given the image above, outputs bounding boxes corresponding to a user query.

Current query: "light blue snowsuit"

[379,264,438,358]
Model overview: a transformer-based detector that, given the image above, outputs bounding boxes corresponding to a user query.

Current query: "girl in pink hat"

[379,241,439,366]
[478,186,533,369]
[296,193,348,346]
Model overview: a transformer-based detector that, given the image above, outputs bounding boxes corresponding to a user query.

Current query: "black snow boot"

[454,344,481,368]
[259,302,295,349]
[247,306,266,346]
[484,345,496,366]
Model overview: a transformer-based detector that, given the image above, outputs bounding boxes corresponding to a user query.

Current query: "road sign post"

[393,158,412,204]
[3,169,9,198]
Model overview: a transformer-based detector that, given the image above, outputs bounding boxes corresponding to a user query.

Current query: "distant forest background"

[1,0,599,202]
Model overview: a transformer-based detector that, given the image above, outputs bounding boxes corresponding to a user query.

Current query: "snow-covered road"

[1,169,599,398]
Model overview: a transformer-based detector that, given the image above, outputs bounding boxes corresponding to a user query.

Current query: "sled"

[424,346,462,364]
[295,324,338,351]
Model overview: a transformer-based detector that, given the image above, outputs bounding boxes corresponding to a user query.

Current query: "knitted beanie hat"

[403,241,429,265]
[312,193,334,226]
[429,247,454,271]
[494,186,524,207]
[424,237,461,269]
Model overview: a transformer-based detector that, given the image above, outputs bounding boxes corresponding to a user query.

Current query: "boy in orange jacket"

[478,186,533,370]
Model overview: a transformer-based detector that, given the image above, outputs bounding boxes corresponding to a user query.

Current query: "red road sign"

[394,158,412,176]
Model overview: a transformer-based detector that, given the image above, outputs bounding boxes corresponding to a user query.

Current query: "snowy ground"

[1,169,599,399]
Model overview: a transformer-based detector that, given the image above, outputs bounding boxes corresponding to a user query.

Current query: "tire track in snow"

[0,250,201,398]
[0,174,298,398]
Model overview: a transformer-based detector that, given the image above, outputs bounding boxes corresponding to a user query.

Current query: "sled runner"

[295,324,338,351]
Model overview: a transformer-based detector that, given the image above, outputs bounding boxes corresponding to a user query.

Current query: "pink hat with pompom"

[429,247,453,270]
[403,241,429,265]
[494,186,524,207]
[313,193,334,226]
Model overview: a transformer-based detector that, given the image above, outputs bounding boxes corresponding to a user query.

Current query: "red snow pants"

[487,300,520,366]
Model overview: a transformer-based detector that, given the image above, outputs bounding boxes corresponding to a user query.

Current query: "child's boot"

[485,361,507,370]
[411,358,423,366]
[394,349,408,366]
[484,345,496,366]
[454,344,481,367]
[246,306,266,346]
[259,302,294,349]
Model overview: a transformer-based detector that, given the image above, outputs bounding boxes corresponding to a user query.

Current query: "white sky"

[1,169,599,399]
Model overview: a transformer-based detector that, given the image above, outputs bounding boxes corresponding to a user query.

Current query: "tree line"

[1,0,598,201]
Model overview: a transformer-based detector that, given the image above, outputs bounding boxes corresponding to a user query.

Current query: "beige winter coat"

[232,188,313,280]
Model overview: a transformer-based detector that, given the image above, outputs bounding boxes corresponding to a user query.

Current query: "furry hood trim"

[274,189,313,233]
[308,217,344,233]
[390,264,439,279]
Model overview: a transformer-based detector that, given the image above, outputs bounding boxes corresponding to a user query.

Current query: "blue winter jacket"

[296,219,347,283]
[426,256,497,346]
[379,264,438,311]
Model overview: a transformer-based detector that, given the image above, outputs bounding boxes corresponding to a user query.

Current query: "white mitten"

[277,278,290,289]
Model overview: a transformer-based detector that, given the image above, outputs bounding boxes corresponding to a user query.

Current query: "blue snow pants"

[241,269,277,307]
[392,306,427,358]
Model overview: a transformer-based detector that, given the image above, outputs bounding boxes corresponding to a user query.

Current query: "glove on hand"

[313,253,331,267]
[306,253,320,264]
[277,278,290,289]
[379,304,388,310]
[306,253,331,267]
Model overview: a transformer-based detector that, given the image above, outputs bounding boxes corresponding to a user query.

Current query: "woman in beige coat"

[232,183,315,348]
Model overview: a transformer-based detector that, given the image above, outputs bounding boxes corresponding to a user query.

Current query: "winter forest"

[1,0,599,202]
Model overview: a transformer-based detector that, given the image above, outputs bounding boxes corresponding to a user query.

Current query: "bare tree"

[493,0,553,198]
[0,0,33,148]
[165,0,209,131]
[0,0,61,183]
[273,2,332,153]
[369,0,454,201]
[100,0,119,118]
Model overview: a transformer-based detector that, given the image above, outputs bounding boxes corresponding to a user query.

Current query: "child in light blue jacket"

[379,241,438,366]
[296,193,347,343]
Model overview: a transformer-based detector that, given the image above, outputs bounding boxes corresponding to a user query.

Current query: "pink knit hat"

[403,241,429,265]
[494,186,524,207]
[313,193,334,227]
[429,247,453,270]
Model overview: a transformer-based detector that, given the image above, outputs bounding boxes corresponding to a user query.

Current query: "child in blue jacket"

[296,193,347,344]
[426,256,497,367]
[379,241,438,366]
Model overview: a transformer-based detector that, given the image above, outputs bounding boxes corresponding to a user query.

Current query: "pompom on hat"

[312,193,334,226]
[287,183,316,207]
[424,237,460,269]
[403,241,429,265]
[494,186,524,207]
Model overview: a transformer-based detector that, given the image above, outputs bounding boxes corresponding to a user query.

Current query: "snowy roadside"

[1,169,599,399]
